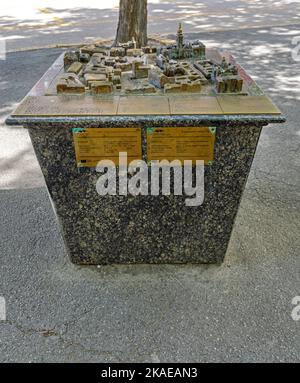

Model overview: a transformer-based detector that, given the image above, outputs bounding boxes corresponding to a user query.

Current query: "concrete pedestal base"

[26,119,262,264]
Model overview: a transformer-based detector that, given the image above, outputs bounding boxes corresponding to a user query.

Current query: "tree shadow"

[0,0,299,51]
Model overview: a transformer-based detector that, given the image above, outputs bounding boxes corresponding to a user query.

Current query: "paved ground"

[0,2,300,363]
[1,0,300,51]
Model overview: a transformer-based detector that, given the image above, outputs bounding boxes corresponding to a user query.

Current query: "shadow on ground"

[0,24,299,362]
[1,0,299,51]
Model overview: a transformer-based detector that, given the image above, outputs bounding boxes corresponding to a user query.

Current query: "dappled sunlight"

[0,80,9,90]
[147,0,300,35]
[249,44,290,56]
[0,134,45,190]
[0,49,64,189]
[0,102,19,124]
[0,35,25,41]
[0,0,299,51]
[270,28,300,36]
[269,73,300,99]
[39,28,82,35]
[0,103,45,189]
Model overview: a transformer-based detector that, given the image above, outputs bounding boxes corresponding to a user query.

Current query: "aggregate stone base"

[28,122,262,264]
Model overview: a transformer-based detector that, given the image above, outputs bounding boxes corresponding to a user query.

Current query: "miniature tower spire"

[177,23,184,50]
[176,23,184,59]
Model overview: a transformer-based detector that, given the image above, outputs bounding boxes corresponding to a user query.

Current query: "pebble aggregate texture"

[7,45,285,264]
[26,120,261,265]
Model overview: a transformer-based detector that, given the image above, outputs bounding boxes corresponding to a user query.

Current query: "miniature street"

[0,1,299,362]
[52,25,246,96]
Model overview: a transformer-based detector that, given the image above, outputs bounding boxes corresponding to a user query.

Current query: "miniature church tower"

[177,23,184,49]
[177,23,184,59]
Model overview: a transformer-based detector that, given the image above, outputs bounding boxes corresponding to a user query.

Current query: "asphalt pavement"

[0,3,299,362]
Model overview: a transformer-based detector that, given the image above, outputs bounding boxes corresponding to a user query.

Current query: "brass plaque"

[73,128,142,167]
[169,95,223,115]
[118,96,170,115]
[217,95,281,115]
[147,127,216,165]
[12,96,120,117]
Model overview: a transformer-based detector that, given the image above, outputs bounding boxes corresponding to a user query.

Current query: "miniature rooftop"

[9,25,283,122]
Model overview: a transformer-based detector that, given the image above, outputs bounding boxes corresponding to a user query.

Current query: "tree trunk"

[115,0,148,48]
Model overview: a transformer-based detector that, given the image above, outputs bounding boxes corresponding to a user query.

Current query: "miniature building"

[64,51,79,70]
[125,83,156,94]
[57,24,243,96]
[127,48,143,57]
[216,75,243,93]
[159,23,206,61]
[90,81,113,94]
[110,47,126,57]
[132,61,150,79]
[57,74,85,93]
[164,80,201,93]
[149,68,175,89]
[66,62,83,75]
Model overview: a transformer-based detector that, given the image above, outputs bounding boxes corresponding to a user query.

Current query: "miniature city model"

[57,24,244,96]
[7,22,284,265]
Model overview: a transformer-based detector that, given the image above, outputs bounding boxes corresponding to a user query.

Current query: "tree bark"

[114,0,148,48]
